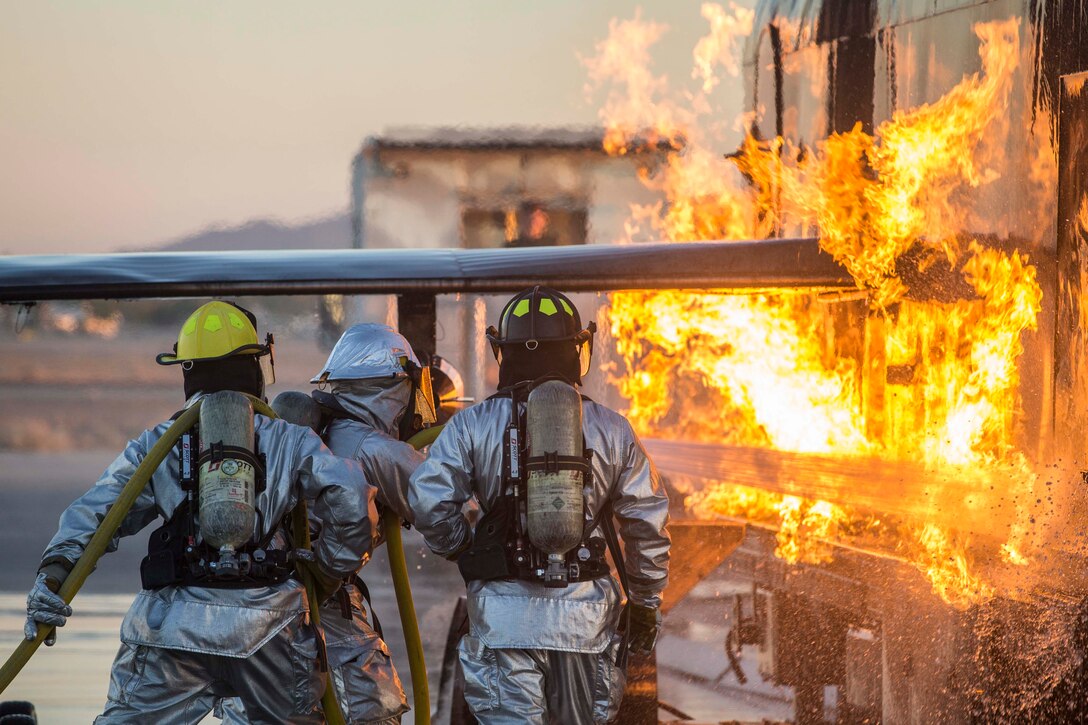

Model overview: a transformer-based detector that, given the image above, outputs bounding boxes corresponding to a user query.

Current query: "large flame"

[585,8,1043,607]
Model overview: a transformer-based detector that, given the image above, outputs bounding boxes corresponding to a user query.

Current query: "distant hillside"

[154,213,352,251]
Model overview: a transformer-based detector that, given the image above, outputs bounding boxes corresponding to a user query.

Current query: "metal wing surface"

[0,238,852,303]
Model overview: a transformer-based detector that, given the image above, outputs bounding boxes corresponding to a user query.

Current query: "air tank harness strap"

[525,452,589,476]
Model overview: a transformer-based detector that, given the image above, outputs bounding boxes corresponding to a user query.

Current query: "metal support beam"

[397,293,437,362]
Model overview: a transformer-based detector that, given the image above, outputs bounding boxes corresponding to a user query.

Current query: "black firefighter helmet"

[486,286,596,388]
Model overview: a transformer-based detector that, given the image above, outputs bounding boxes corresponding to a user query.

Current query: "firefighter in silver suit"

[23,301,377,724]
[409,287,671,725]
[220,322,432,724]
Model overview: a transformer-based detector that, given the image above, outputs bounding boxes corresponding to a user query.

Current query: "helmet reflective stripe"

[156,301,272,366]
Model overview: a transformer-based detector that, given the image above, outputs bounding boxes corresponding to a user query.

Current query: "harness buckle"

[544,451,559,473]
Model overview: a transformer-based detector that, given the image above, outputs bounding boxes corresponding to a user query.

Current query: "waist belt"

[457,494,611,584]
[141,543,295,590]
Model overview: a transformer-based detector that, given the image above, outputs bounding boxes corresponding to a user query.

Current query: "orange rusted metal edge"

[661,520,747,614]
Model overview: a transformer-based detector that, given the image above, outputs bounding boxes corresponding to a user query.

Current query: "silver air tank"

[198,391,257,574]
[271,390,323,432]
[526,380,584,585]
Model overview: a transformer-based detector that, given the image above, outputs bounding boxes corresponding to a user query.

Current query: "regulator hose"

[0,395,349,725]
[388,423,444,725]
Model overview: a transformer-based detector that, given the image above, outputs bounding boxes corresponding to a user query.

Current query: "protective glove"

[294,558,344,605]
[444,539,472,563]
[625,603,662,656]
[24,571,72,646]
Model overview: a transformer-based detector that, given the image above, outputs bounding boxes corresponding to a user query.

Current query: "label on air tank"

[527,471,584,515]
[199,458,255,506]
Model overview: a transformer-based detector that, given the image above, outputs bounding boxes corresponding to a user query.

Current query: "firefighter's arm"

[295,427,378,578]
[362,434,425,525]
[611,418,671,609]
[408,412,475,560]
[40,428,162,571]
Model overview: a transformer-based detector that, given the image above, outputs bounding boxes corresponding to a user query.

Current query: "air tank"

[198,391,257,562]
[271,390,323,432]
[526,380,585,560]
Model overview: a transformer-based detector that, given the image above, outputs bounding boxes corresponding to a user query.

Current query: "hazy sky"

[0,1,747,255]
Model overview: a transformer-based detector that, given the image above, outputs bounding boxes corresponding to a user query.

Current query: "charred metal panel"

[825,0,877,135]
[770,23,785,139]
[828,46,875,130]
[1053,72,1088,467]
[751,0,1088,144]
[817,0,877,41]
[397,293,437,362]
[757,592,847,686]
[1030,1,1088,138]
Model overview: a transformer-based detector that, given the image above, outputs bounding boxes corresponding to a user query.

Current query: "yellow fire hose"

[389,424,444,725]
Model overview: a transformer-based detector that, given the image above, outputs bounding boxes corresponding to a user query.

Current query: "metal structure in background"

[1054,70,1088,465]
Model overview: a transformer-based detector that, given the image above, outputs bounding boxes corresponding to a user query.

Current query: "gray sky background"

[0,1,752,255]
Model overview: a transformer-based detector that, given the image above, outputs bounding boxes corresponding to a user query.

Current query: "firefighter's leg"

[222,620,325,725]
[95,642,220,725]
[545,633,626,725]
[323,588,410,724]
[458,635,550,725]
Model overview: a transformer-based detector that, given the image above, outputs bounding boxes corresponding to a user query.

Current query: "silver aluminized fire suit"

[320,381,422,724]
[38,396,377,725]
[220,379,421,725]
[408,397,670,725]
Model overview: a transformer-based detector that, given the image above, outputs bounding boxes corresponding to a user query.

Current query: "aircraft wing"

[0,238,853,303]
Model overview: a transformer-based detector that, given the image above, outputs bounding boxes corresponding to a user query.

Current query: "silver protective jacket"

[409,397,670,654]
[41,403,377,658]
[325,415,422,523]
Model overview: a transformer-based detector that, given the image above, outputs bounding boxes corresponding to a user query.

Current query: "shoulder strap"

[487,381,529,402]
[350,574,383,640]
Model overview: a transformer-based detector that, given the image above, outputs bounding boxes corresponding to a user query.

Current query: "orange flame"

[585,8,1043,607]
